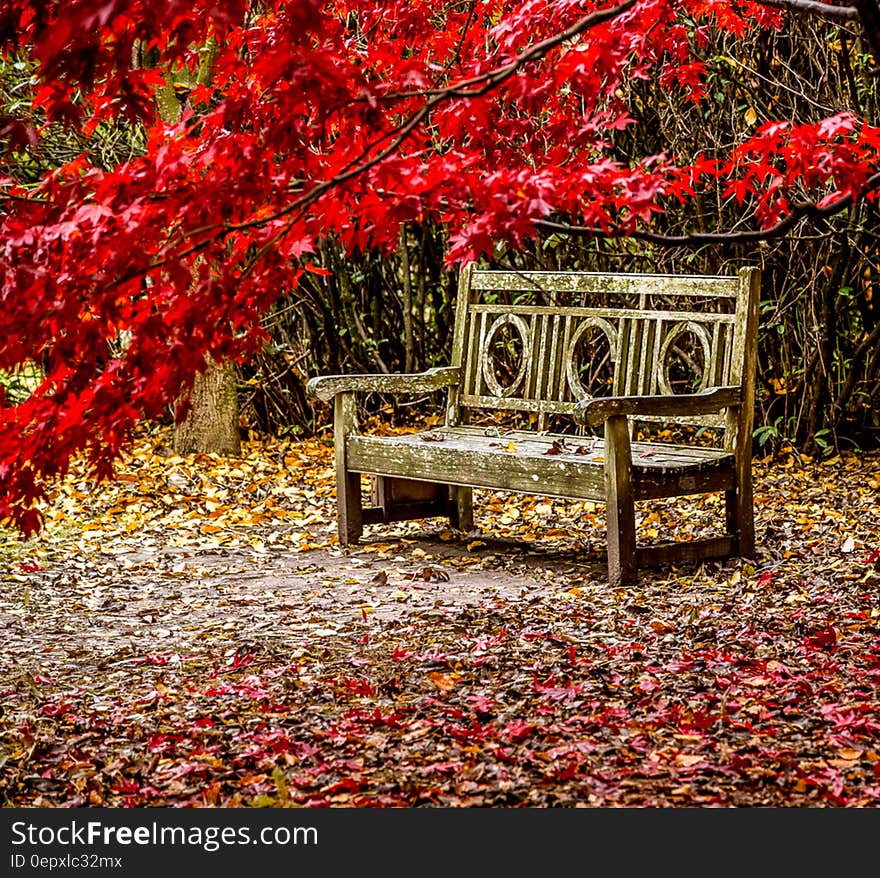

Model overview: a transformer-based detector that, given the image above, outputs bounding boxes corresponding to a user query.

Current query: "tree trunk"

[153,39,240,457]
[173,361,241,456]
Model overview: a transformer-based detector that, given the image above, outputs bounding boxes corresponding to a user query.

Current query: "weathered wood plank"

[460,394,578,414]
[560,314,574,401]
[710,321,723,387]
[347,434,607,499]
[308,366,460,402]
[451,263,473,373]
[355,426,731,469]
[476,311,488,396]
[470,271,741,298]
[547,313,563,407]
[576,386,742,427]
[624,316,639,398]
[634,466,734,500]
[525,312,538,399]
[614,314,629,398]
[638,317,655,397]
[468,303,737,323]
[636,536,738,567]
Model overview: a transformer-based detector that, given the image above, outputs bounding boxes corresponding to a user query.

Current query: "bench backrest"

[449,266,760,433]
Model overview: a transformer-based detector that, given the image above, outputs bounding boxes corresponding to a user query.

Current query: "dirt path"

[4,533,569,688]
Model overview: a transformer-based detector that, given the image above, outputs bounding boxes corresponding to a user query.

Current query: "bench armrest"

[575,385,742,429]
[306,366,460,402]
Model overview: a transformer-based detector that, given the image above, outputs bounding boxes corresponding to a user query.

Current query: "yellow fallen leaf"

[837,747,862,761]
[428,671,460,693]
[675,753,704,767]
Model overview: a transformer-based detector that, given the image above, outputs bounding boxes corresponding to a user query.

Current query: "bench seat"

[348,426,734,501]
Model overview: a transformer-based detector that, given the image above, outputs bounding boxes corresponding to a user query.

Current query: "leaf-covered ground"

[2,425,879,807]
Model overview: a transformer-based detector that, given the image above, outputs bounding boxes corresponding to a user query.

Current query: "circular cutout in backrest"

[657,321,711,395]
[565,317,618,401]
[481,314,529,397]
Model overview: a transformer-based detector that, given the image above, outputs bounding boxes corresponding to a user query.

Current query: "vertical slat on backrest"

[637,318,656,396]
[547,314,563,402]
[534,313,550,400]
[463,311,478,394]
[650,317,664,394]
[635,289,648,397]
[474,310,488,396]
[524,312,538,399]
[726,267,759,386]
[534,313,549,430]
[624,317,640,396]
[710,322,723,387]
[613,316,628,397]
[561,314,574,400]
[447,264,472,426]
[451,263,473,372]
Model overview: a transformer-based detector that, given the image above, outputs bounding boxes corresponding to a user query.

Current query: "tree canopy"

[2,0,880,535]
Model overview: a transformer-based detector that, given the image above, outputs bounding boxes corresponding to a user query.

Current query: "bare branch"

[756,0,880,67]
[755,0,859,22]
[534,173,880,246]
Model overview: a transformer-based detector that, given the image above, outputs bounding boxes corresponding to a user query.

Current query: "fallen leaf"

[675,754,704,767]
[428,672,460,693]
[837,747,862,760]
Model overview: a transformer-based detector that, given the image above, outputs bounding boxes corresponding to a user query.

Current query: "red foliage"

[2,0,880,533]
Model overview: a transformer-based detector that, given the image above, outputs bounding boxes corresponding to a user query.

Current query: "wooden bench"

[307,265,760,586]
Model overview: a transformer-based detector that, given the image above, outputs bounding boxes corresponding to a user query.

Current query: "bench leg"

[449,486,473,532]
[605,415,637,586]
[337,470,363,545]
[335,393,362,546]
[725,469,755,559]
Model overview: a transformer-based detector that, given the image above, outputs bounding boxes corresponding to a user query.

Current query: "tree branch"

[757,0,880,67]
[161,0,640,270]
[534,172,880,246]
[755,0,859,21]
